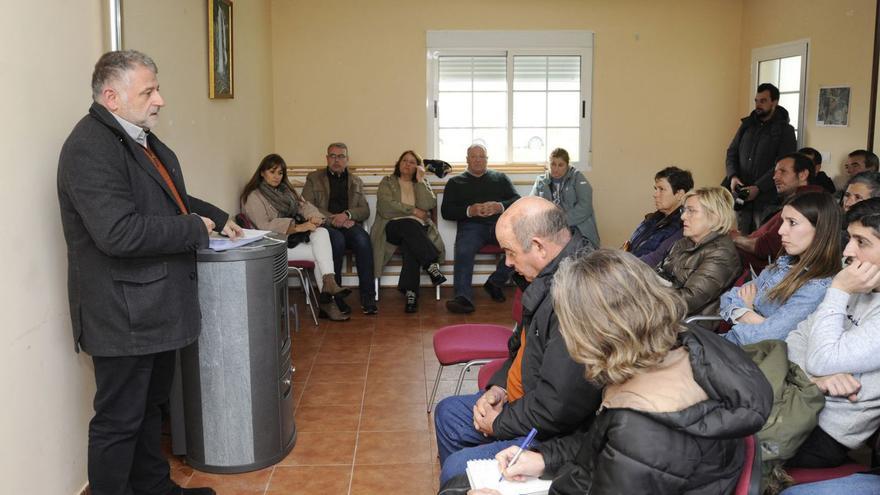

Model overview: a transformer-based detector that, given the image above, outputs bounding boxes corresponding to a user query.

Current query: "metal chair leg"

[291,267,318,326]
[375,277,380,301]
[454,359,491,396]
[427,364,444,413]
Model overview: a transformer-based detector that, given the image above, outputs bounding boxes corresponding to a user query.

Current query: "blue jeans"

[326,224,375,299]
[434,392,527,484]
[452,222,513,302]
[780,474,880,495]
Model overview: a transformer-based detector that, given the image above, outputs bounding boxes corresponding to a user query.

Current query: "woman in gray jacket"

[530,148,599,247]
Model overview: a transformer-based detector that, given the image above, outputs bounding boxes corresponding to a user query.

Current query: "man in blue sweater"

[441,144,520,313]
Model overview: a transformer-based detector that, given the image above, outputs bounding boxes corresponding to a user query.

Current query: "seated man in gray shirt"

[786,197,880,468]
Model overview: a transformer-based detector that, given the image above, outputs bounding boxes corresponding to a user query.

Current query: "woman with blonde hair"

[479,249,771,495]
[656,186,741,318]
[721,192,841,345]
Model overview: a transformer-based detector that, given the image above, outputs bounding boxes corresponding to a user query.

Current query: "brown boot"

[319,300,350,321]
[322,274,352,298]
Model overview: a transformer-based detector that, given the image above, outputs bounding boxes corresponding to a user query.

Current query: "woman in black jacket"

[475,249,772,495]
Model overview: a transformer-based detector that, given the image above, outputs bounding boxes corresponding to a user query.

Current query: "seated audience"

[656,187,741,318]
[785,198,880,469]
[733,152,824,273]
[435,197,601,485]
[842,171,880,212]
[241,153,351,321]
[530,147,599,247]
[800,146,835,194]
[441,144,520,313]
[475,249,771,495]
[844,149,880,177]
[625,166,694,267]
[370,150,446,313]
[721,192,841,345]
[302,142,377,315]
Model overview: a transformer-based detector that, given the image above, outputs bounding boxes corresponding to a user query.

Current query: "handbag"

[287,214,312,249]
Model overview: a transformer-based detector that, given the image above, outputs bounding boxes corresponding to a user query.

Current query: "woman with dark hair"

[625,166,694,267]
[241,153,350,321]
[370,150,446,313]
[720,192,841,345]
[469,249,771,495]
[531,148,599,247]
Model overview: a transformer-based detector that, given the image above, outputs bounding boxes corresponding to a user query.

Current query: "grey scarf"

[259,182,300,218]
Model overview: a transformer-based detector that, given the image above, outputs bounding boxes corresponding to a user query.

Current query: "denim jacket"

[721,255,831,346]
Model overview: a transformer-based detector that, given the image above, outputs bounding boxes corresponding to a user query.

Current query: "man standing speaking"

[57,50,240,495]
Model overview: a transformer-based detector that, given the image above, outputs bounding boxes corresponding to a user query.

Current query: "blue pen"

[499,427,538,482]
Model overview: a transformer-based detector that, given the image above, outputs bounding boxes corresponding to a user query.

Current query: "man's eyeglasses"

[327,154,348,161]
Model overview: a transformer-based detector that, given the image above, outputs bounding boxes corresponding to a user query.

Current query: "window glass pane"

[547,92,580,127]
[473,129,508,162]
[779,56,801,93]
[513,92,547,127]
[758,59,780,86]
[513,128,547,162]
[473,57,507,91]
[438,92,472,127]
[779,92,800,131]
[547,129,580,162]
[473,92,507,127]
[438,129,473,163]
[438,57,473,91]
[548,56,580,91]
[513,56,547,91]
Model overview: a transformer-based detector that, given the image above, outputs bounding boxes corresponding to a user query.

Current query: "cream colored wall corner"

[270,0,745,247]
[738,0,876,187]
[0,1,274,493]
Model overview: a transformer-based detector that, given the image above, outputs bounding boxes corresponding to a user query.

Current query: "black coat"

[538,327,772,495]
[487,235,603,440]
[57,103,228,357]
[725,106,797,206]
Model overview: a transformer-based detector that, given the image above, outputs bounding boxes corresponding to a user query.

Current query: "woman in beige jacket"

[370,150,445,312]
[241,153,350,321]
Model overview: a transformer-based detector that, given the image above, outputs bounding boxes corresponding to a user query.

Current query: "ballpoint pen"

[500,427,538,483]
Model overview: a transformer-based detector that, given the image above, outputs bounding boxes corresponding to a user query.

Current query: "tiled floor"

[167,285,514,495]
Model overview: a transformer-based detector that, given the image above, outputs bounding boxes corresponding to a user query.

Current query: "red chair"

[427,290,522,413]
[787,464,867,485]
[735,435,761,495]
[477,358,506,391]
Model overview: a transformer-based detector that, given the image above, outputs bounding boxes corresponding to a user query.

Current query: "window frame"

[750,39,810,147]
[426,31,594,169]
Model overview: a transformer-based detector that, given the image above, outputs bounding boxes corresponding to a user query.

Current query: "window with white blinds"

[427,31,593,167]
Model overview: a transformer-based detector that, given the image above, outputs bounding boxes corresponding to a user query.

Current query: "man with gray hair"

[441,144,520,313]
[434,197,601,485]
[58,50,236,495]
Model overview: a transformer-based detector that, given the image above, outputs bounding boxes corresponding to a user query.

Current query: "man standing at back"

[726,83,797,234]
[302,143,378,315]
[434,197,602,485]
[441,144,520,313]
[57,50,238,495]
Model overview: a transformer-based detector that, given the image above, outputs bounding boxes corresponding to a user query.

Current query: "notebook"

[466,459,552,495]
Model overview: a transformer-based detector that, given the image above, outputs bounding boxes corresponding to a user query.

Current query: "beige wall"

[739,0,876,186]
[0,1,274,493]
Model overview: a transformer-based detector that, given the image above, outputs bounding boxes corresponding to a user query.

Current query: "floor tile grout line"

[262,465,275,495]
[347,333,372,495]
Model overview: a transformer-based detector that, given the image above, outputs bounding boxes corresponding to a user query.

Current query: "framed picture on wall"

[208,0,233,99]
[817,86,850,127]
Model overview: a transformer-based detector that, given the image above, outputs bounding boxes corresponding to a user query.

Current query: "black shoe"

[362,297,379,315]
[405,290,418,313]
[425,262,447,286]
[483,281,506,303]
[168,486,216,495]
[445,295,475,314]
[335,295,352,315]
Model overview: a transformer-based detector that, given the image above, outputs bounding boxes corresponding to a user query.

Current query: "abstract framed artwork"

[208,0,233,99]
[817,86,850,127]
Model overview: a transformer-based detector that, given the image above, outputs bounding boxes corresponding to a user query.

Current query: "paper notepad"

[466,459,552,495]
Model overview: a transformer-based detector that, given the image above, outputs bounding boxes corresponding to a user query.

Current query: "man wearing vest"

[57,50,238,495]
[433,197,602,485]
[302,143,378,315]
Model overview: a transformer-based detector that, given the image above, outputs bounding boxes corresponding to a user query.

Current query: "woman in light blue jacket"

[531,148,599,247]
[721,192,841,345]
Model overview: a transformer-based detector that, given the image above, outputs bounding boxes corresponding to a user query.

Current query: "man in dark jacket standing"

[57,50,239,495]
[434,197,602,484]
[726,83,797,234]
